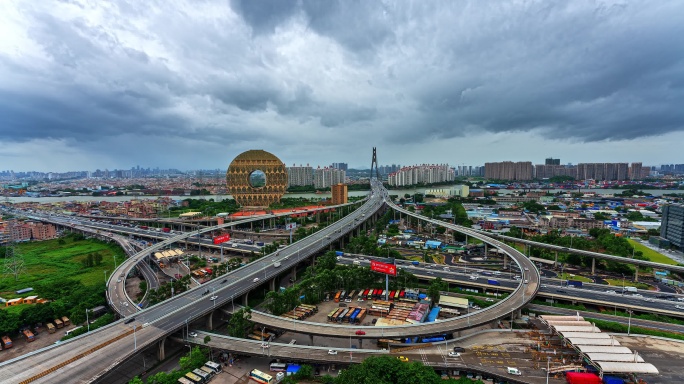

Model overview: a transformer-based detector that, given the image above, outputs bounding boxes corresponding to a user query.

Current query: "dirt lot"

[0,322,82,363]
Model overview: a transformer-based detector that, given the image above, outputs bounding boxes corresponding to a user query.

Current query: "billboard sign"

[213,234,231,245]
[285,223,297,230]
[370,260,397,276]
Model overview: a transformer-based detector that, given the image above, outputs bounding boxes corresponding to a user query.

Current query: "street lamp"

[132,325,137,351]
[546,356,551,384]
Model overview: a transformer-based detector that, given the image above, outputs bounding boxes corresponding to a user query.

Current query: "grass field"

[627,239,679,265]
[558,272,592,282]
[0,236,126,299]
[604,278,651,290]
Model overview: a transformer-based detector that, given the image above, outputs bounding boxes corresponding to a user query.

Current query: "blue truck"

[567,280,583,288]
[412,261,420,266]
[487,279,500,286]
[335,251,344,256]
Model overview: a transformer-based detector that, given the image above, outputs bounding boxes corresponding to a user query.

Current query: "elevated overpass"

[0,195,378,383]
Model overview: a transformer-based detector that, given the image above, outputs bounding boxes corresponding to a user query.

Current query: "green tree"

[204,335,211,344]
[127,377,144,384]
[427,277,447,304]
[227,307,254,338]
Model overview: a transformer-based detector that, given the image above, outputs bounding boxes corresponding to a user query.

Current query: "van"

[507,367,521,375]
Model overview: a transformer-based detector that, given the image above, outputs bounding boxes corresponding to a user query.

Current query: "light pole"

[231,294,235,312]
[627,310,633,335]
[546,356,551,384]
[86,308,90,332]
[132,325,137,351]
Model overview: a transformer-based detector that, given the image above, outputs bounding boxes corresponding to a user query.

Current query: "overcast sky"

[2,1,684,172]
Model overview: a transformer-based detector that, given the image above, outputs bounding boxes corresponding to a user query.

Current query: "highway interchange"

[0,181,681,383]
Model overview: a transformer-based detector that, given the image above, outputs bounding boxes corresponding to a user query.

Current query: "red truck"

[162,227,171,233]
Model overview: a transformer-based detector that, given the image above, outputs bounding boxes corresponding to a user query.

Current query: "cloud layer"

[1,0,683,171]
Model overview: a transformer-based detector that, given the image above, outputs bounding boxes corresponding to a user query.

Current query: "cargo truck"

[567,280,583,288]
[54,318,64,329]
[1,335,12,349]
[487,279,500,286]
[335,251,344,256]
[623,286,637,293]
[62,316,71,326]
[22,329,35,342]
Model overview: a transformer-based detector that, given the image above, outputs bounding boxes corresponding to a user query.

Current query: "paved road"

[0,192,376,383]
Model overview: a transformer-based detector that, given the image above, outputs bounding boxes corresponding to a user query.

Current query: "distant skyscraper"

[287,165,313,187]
[484,161,533,181]
[331,163,348,171]
[545,158,561,165]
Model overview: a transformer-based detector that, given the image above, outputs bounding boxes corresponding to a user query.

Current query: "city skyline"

[2,1,684,172]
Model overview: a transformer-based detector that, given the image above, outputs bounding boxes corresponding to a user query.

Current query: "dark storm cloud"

[2,1,684,171]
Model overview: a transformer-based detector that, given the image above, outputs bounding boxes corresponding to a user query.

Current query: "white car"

[328,349,338,355]
[675,305,684,310]
[261,343,269,348]
[253,277,260,283]
[188,331,198,338]
[469,276,478,280]
[605,290,616,294]
[209,296,218,301]
[448,352,460,357]
[485,298,494,302]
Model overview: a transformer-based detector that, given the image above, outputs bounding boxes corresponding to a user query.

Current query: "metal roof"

[565,338,620,346]
[544,321,593,327]
[539,315,585,322]
[595,361,659,374]
[585,353,644,363]
[559,332,611,339]
[575,345,633,354]
[551,326,598,333]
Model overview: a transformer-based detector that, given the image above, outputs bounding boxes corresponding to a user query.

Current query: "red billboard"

[213,234,231,245]
[370,260,397,276]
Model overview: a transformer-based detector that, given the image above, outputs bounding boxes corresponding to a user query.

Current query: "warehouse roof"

[595,361,658,374]
[575,346,633,354]
[565,337,620,346]
[585,353,644,363]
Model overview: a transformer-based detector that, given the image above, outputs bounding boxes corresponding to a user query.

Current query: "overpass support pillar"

[634,266,639,282]
[591,258,596,275]
[243,293,249,306]
[503,254,509,269]
[309,334,314,345]
[206,311,214,330]
[292,266,297,281]
[270,278,276,292]
[484,243,488,257]
[358,338,363,349]
[554,252,558,268]
[158,337,166,361]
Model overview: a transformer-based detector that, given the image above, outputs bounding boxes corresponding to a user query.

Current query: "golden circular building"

[226,150,288,208]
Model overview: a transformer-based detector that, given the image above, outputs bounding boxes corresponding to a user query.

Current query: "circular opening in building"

[248,170,267,188]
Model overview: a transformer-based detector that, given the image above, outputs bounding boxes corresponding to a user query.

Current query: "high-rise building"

[576,163,629,181]
[629,162,643,180]
[331,163,348,171]
[331,183,348,205]
[287,165,314,187]
[387,164,454,186]
[661,204,684,251]
[484,161,533,181]
[314,167,346,189]
[545,158,561,165]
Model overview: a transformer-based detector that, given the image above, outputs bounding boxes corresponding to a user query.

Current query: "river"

[7,187,680,204]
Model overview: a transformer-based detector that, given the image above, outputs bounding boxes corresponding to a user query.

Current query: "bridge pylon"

[370,147,380,180]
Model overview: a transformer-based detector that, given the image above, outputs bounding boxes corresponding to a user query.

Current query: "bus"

[204,361,222,373]
[178,378,194,384]
[342,308,355,322]
[299,304,318,313]
[340,291,346,302]
[184,372,203,383]
[354,309,367,324]
[249,369,273,384]
[389,290,396,301]
[367,289,374,300]
[377,339,401,348]
[349,308,361,323]
[346,290,356,302]
[399,290,406,299]
[327,308,341,322]
[269,362,287,372]
[65,326,83,337]
[193,368,211,382]
[336,308,349,322]
[393,290,400,300]
[334,291,342,303]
